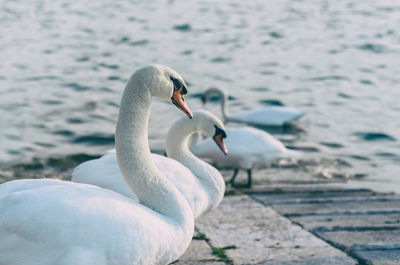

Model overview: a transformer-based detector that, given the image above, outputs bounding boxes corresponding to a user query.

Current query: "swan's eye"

[170,76,188,95]
[212,125,228,155]
[214,125,227,139]
[181,86,188,95]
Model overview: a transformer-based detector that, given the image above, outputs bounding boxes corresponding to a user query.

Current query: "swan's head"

[137,64,193,119]
[194,110,228,155]
[201,87,227,105]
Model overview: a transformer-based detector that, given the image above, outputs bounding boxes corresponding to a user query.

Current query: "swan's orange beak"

[213,134,228,155]
[172,87,193,119]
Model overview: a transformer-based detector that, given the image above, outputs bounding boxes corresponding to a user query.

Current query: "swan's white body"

[0,65,194,265]
[203,87,305,126]
[73,110,227,219]
[72,149,138,199]
[192,127,296,170]
[0,179,190,265]
[230,106,304,127]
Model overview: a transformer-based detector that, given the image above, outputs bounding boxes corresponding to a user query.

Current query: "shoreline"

[2,152,399,197]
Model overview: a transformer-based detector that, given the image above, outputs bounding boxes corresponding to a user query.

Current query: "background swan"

[73,110,228,219]
[0,64,195,265]
[202,87,305,127]
[192,126,299,188]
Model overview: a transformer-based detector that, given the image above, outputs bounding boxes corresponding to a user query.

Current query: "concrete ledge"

[195,195,356,265]
[174,239,225,264]
[252,185,400,265]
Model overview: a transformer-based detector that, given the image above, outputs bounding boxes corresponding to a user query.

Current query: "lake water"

[1,0,400,193]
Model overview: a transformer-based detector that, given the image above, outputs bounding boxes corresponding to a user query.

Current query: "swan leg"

[229,169,239,186]
[246,169,252,188]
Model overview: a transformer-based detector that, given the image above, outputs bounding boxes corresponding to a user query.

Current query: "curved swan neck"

[115,74,192,224]
[165,118,225,216]
[165,119,196,161]
[218,90,230,122]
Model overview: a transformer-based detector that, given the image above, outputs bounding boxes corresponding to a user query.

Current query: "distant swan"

[0,64,195,265]
[192,126,299,188]
[202,87,305,127]
[73,109,228,219]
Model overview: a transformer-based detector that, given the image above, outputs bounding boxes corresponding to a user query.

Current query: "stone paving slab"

[290,214,400,230]
[246,184,375,197]
[353,249,400,265]
[174,239,225,265]
[317,230,400,249]
[260,194,400,205]
[252,186,400,265]
[195,195,356,265]
[246,185,383,203]
[252,194,400,216]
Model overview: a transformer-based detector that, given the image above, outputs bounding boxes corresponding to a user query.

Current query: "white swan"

[192,126,299,188]
[0,64,195,265]
[202,87,305,127]
[72,109,228,219]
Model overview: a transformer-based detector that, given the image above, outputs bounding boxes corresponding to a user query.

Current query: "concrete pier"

[176,172,400,264]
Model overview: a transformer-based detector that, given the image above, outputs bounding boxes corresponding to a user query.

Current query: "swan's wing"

[233,127,301,158]
[72,150,138,200]
[193,127,295,169]
[72,150,118,180]
[72,152,207,217]
[0,179,186,265]
[232,106,305,126]
[152,154,207,217]
[179,157,225,216]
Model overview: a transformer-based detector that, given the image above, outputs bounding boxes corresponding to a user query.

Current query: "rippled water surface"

[1,0,400,191]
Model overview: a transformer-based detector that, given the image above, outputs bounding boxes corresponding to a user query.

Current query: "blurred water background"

[1,0,400,192]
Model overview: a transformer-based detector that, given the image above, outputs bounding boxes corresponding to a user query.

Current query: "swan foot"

[228,169,239,186]
[229,169,252,189]
[246,169,252,188]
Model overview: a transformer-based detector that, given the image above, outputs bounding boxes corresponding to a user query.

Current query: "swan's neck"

[166,121,225,216]
[165,120,196,161]
[115,76,193,225]
[219,93,230,122]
